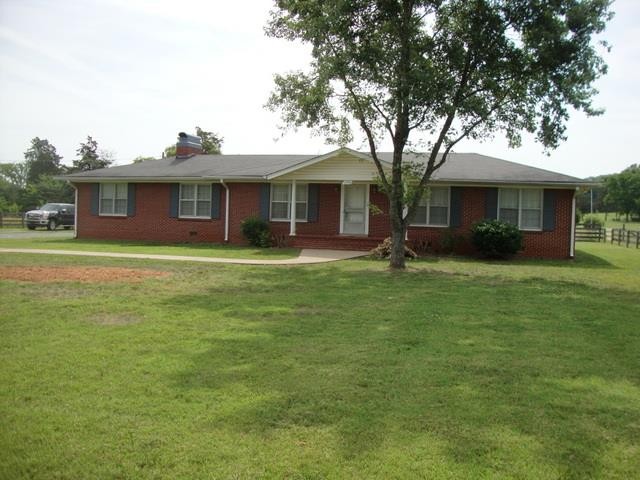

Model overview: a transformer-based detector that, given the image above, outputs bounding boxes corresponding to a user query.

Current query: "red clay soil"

[0,266,169,283]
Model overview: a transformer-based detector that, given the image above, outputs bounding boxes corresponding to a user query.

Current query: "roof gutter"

[220,179,229,242]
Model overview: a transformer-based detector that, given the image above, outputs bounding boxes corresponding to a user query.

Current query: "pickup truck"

[24,203,75,230]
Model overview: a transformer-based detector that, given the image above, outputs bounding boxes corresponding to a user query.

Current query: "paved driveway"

[0,230,75,239]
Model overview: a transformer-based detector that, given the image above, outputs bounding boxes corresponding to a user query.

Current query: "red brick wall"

[75,182,574,259]
[75,183,226,243]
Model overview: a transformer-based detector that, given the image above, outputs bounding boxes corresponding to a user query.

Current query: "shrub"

[240,216,272,247]
[439,228,466,254]
[470,219,523,259]
[582,214,603,229]
[370,237,418,259]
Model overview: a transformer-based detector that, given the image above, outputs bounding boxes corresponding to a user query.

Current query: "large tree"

[72,136,113,172]
[24,137,63,184]
[266,0,612,268]
[605,164,640,220]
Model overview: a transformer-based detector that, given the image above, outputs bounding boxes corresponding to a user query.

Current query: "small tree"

[72,136,113,172]
[195,127,223,154]
[266,0,612,269]
[164,127,224,157]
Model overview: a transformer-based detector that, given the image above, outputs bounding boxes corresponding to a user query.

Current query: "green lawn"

[585,212,640,230]
[0,237,300,260]
[1,243,639,479]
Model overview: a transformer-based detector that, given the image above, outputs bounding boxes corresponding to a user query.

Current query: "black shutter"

[259,183,270,221]
[543,189,556,231]
[485,188,498,219]
[450,187,463,227]
[127,183,136,217]
[308,184,319,222]
[211,184,221,220]
[90,183,100,216]
[169,183,180,218]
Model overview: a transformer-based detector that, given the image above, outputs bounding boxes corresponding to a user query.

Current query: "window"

[498,188,542,230]
[412,187,450,226]
[270,183,308,221]
[179,184,211,218]
[100,183,127,215]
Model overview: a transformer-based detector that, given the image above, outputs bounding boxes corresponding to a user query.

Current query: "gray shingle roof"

[63,149,586,185]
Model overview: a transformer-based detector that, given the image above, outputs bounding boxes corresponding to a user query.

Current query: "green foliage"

[164,127,224,157]
[21,176,74,210]
[0,163,28,189]
[132,156,156,164]
[23,137,63,184]
[471,219,523,259]
[195,127,223,154]
[164,144,177,157]
[72,136,113,172]
[266,0,612,268]
[582,213,604,228]
[240,216,272,247]
[604,164,640,219]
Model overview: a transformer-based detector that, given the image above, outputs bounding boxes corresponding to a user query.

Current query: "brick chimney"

[175,132,203,158]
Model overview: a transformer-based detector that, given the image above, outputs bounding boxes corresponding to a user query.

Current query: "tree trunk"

[389,224,407,269]
[388,191,407,269]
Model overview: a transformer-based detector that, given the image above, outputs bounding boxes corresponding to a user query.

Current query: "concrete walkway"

[0,248,369,265]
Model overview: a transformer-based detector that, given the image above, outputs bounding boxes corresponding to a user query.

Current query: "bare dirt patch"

[0,266,169,283]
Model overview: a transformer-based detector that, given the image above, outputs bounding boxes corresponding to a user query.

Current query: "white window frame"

[179,183,212,219]
[99,183,128,216]
[270,183,308,222]
[498,187,543,231]
[410,186,451,228]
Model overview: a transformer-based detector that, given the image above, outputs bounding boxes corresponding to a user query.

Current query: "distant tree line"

[0,127,223,213]
[577,164,640,221]
[0,135,114,213]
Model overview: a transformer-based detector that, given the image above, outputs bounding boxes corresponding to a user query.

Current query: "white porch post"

[290,179,297,236]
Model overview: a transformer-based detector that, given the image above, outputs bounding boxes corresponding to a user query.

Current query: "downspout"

[71,182,78,239]
[570,188,577,258]
[220,179,229,242]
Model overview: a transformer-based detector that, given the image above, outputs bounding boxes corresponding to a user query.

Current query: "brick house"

[64,132,586,258]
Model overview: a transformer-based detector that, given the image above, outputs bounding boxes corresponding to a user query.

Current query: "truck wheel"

[47,219,57,231]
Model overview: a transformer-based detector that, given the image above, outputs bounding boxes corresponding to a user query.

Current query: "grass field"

[584,212,640,230]
[1,243,639,479]
[0,237,300,260]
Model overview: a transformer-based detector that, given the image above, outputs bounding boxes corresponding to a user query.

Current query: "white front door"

[342,184,368,235]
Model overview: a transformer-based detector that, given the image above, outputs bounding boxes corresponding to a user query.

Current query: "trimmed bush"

[582,214,603,229]
[240,216,272,247]
[470,219,523,259]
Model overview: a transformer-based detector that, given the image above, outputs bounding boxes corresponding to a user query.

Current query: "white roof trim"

[266,147,390,180]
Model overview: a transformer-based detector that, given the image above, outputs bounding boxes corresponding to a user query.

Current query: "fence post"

[0,211,3,228]
[627,230,631,248]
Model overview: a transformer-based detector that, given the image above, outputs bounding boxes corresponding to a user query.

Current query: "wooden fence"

[611,228,640,249]
[575,226,606,242]
[0,212,25,228]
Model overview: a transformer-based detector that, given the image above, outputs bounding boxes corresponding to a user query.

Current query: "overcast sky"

[0,0,638,178]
